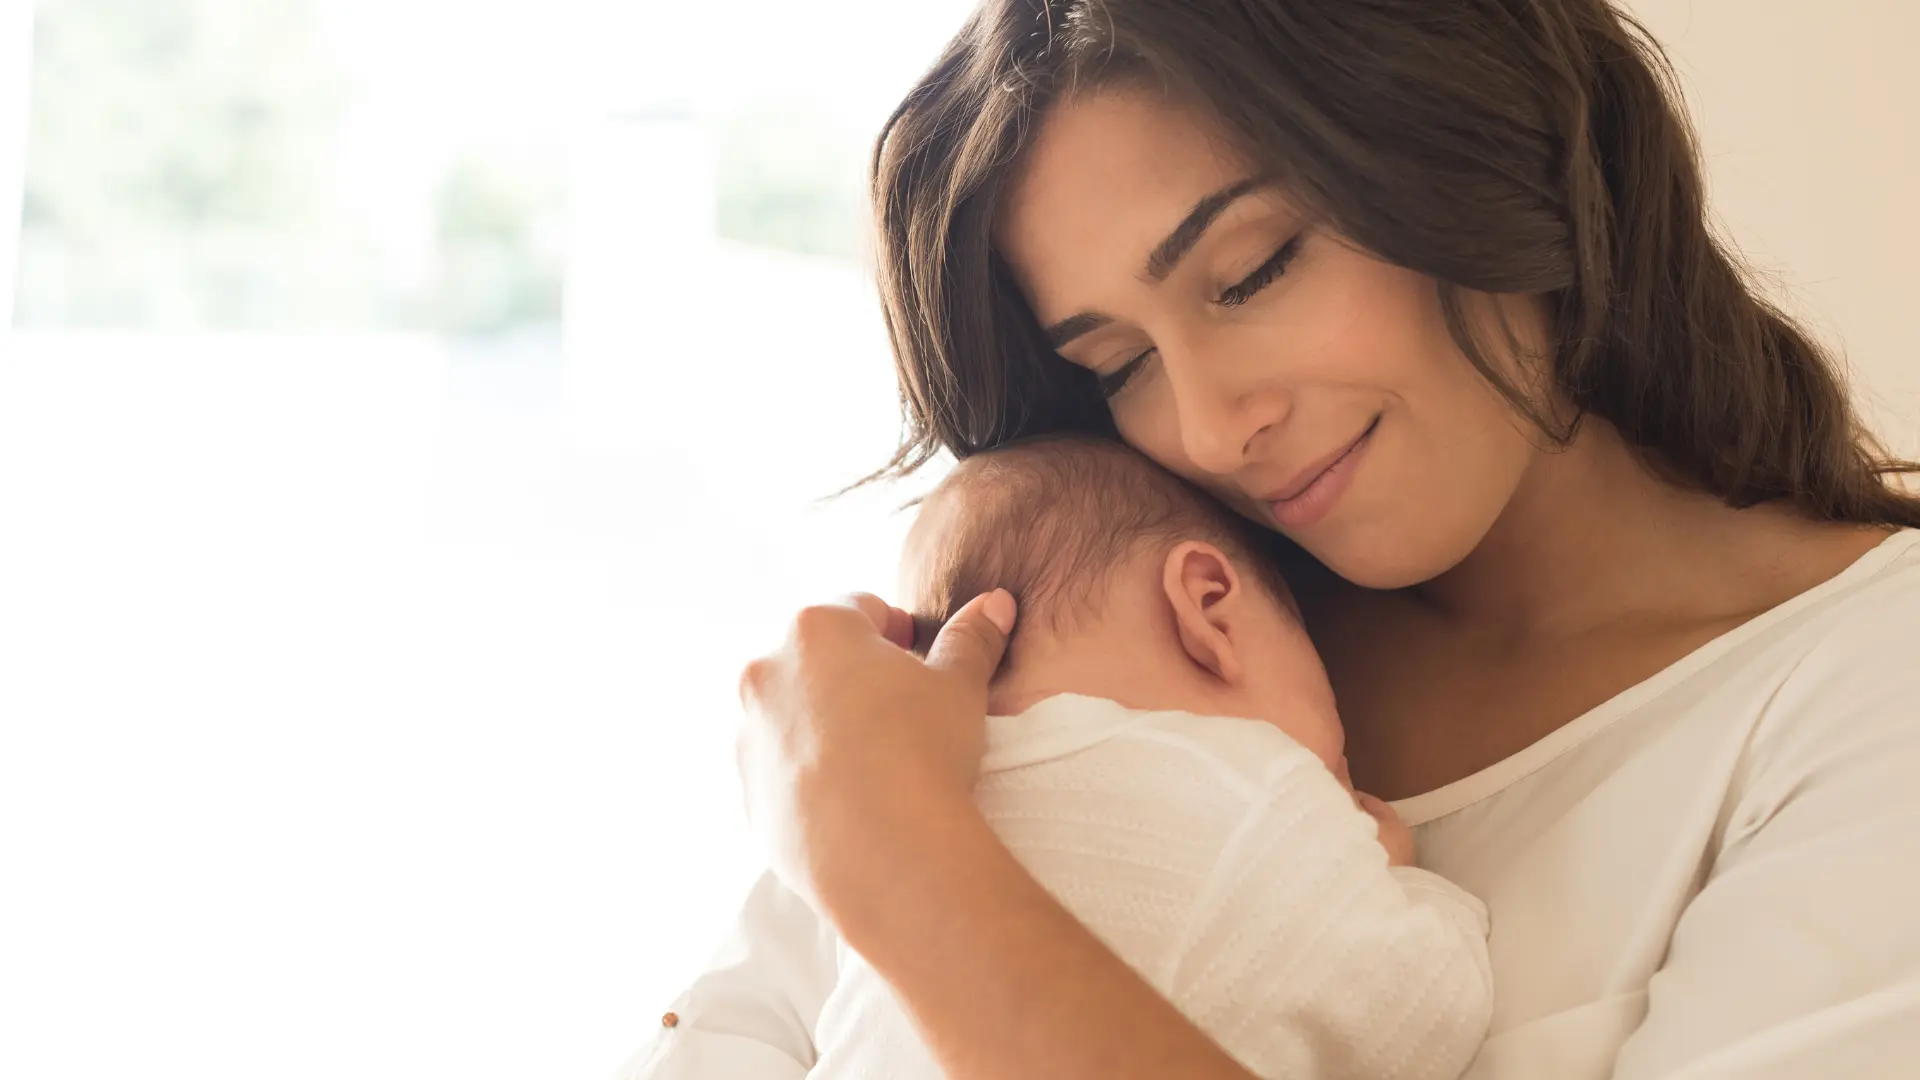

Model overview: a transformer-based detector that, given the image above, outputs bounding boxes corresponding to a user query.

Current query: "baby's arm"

[1356,790,1415,867]
[979,715,1491,1080]
[1166,764,1492,1080]
[616,871,839,1080]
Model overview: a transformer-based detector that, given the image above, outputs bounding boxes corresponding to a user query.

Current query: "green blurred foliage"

[716,106,868,261]
[15,0,374,328]
[12,0,868,334]
[21,0,344,237]
[428,154,565,337]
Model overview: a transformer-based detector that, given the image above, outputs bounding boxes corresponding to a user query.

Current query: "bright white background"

[1,0,28,321]
[1,3,1915,1080]
[1,2,967,1078]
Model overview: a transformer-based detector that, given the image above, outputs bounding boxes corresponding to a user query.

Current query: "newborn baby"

[627,435,1491,1080]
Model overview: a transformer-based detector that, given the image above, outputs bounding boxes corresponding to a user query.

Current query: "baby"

[626,436,1492,1080]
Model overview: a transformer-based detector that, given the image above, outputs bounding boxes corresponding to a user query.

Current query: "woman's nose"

[1166,345,1290,476]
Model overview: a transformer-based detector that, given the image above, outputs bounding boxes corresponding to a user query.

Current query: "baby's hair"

[913,435,1296,637]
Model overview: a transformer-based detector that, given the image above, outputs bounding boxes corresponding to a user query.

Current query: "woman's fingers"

[881,602,920,652]
[819,592,919,651]
[830,591,892,637]
[924,589,1017,687]
[733,591,1002,908]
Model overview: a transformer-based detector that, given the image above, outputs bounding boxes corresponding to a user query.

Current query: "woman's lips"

[1265,416,1379,531]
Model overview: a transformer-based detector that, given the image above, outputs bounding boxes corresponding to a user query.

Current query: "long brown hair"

[868,0,1920,528]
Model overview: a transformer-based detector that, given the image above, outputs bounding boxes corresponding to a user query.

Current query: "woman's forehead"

[995,89,1257,303]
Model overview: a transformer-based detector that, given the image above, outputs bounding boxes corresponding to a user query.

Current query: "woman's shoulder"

[1722,528,1920,791]
[1762,526,1920,671]
[1661,526,1920,684]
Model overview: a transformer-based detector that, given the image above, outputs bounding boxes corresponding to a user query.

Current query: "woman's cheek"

[1113,391,1191,476]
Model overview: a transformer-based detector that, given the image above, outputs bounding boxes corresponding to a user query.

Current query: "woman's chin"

[1295,523,1477,592]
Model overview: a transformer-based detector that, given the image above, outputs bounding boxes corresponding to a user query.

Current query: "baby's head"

[902,436,1343,770]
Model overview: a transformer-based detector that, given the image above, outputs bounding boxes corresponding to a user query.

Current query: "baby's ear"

[1162,541,1246,684]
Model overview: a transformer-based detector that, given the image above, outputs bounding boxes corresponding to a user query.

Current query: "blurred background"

[0,1,1913,1078]
[0,1,969,1077]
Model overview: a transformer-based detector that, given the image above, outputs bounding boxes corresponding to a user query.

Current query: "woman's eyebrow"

[1144,175,1264,281]
[1046,312,1112,349]
[1042,175,1265,350]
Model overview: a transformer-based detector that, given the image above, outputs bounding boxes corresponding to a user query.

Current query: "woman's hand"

[735,589,1261,1080]
[735,589,1017,916]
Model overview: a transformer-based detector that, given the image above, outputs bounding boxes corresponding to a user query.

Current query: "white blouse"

[1405,528,1920,1078]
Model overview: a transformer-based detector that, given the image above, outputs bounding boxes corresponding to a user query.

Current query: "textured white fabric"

[622,530,1920,1080]
[634,697,1493,1080]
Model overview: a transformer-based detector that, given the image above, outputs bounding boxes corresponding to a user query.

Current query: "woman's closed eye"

[1094,232,1306,399]
[1098,347,1155,399]
[1217,233,1304,308]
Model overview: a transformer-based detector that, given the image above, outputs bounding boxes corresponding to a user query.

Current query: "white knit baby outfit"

[633,694,1493,1080]
[811,694,1492,1079]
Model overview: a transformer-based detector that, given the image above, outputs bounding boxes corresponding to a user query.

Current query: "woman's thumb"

[925,589,1017,687]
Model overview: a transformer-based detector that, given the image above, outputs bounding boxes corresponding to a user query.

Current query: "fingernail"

[983,589,1016,634]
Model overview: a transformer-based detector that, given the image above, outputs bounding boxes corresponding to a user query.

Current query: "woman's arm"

[736,593,1256,1080]
[620,871,840,1080]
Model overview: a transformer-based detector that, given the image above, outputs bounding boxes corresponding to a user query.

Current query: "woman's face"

[996,87,1547,589]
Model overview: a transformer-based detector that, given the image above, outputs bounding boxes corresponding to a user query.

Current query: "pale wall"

[1624,0,1920,457]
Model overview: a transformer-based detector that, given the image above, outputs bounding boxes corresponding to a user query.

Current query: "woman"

[729,0,1920,1077]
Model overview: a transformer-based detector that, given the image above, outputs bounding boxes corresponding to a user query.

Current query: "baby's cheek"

[1274,641,1347,770]
[1297,708,1348,776]
[1258,683,1345,771]
[1332,752,1354,791]
[1242,610,1344,763]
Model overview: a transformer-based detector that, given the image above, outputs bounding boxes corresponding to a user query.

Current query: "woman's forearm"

[815,783,1255,1080]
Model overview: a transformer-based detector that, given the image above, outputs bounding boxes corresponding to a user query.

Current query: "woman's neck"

[1410,420,1887,642]
[1311,419,1892,799]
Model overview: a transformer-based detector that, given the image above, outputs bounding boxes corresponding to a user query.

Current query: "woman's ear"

[1161,540,1246,685]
